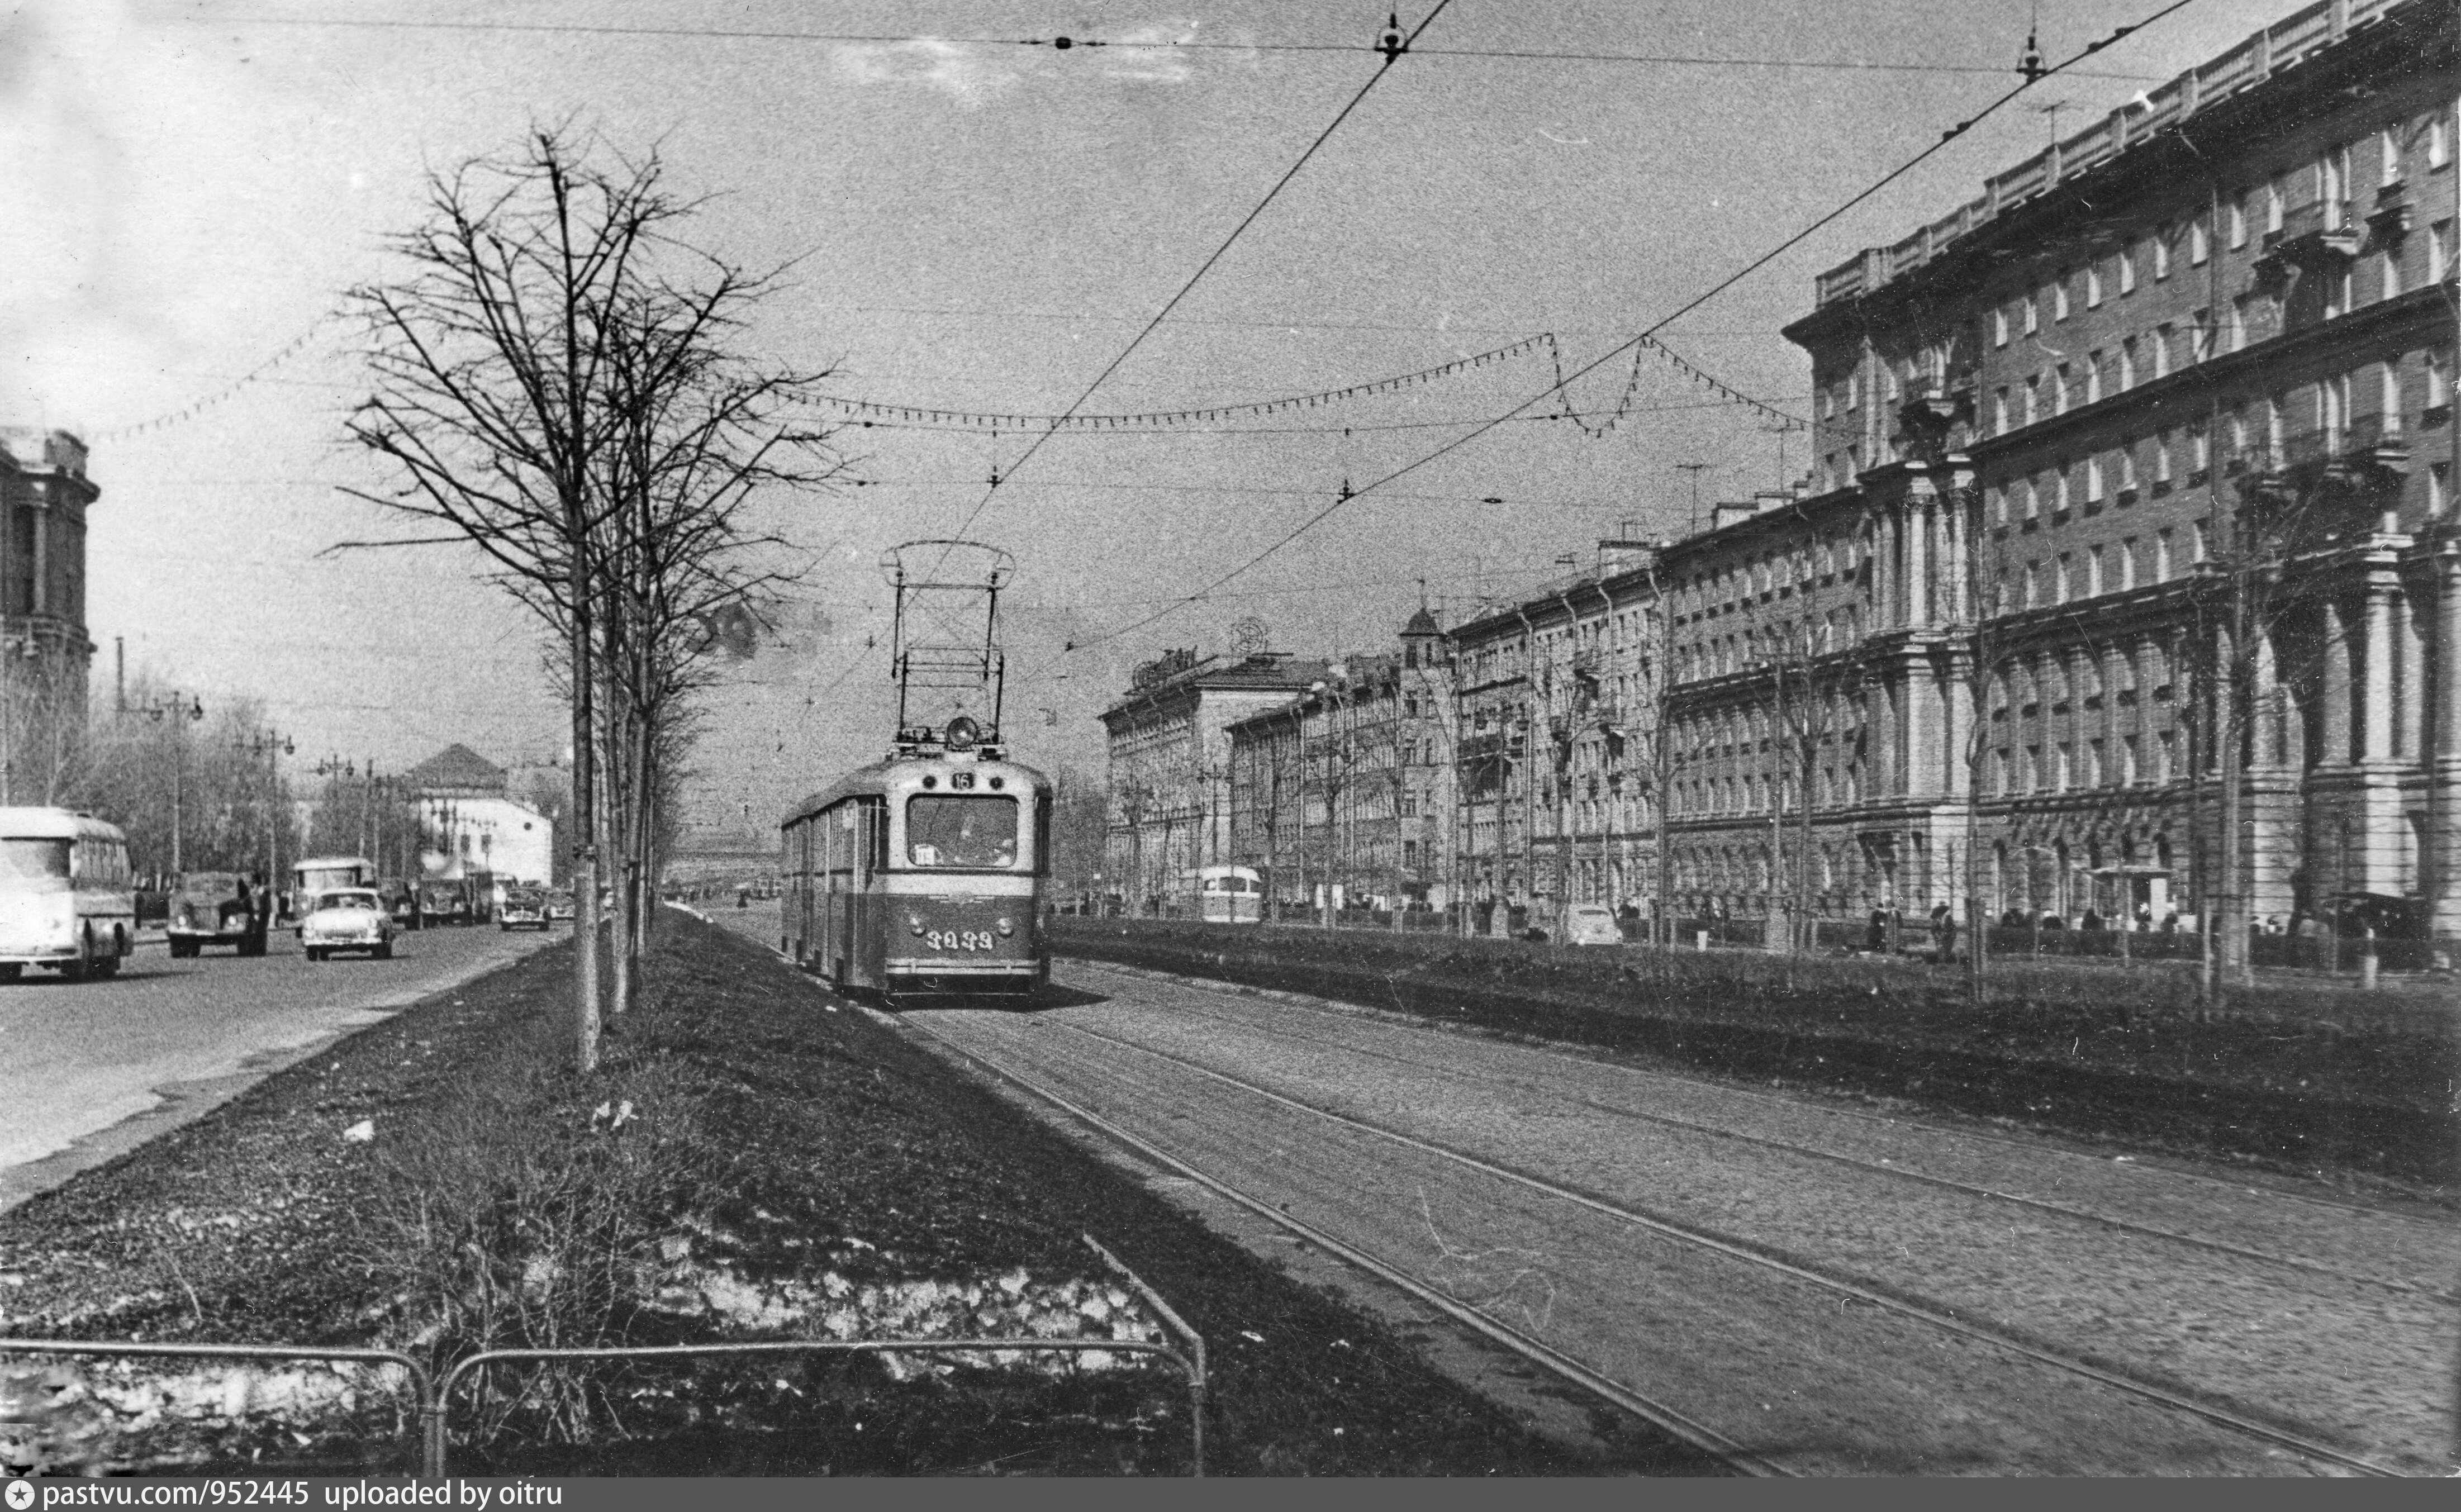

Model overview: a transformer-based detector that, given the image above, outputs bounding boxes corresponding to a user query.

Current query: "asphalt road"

[0,921,562,1211]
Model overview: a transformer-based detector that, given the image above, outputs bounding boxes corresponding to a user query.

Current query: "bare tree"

[343,124,839,1067]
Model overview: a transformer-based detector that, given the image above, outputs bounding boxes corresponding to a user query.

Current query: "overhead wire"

[943,0,1461,549]
[206,15,2166,81]
[1047,0,2205,660]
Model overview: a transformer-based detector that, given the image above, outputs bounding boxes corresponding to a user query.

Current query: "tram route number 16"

[925,929,995,952]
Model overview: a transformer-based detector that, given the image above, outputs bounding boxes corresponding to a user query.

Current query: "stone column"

[1908,499,1932,626]
[2426,534,2461,943]
[2361,573,2396,764]
[28,504,47,617]
[2319,597,2354,768]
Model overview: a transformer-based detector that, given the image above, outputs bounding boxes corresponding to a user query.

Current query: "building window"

[2191,310,2212,363]
[2055,553,2073,603]
[2229,296,2251,352]
[2154,431,2173,484]
[2087,544,2104,597]
[1993,386,2011,434]
[2320,143,2349,230]
[2383,122,2403,186]
[2153,323,2174,378]
[2431,461,2450,517]
[1988,484,2007,526]
[2085,455,2105,502]
[2023,560,2040,608]
[2052,272,2070,321]
[2427,348,2449,413]
[2023,374,2041,425]
[2431,110,2450,169]
[2191,421,2212,474]
[2433,220,2453,284]
[2022,475,2040,522]
[2055,363,2072,413]
[2189,214,2210,264]
[2118,338,2136,391]
[2120,537,2138,589]
[2022,292,2039,335]
[2122,734,2141,785]
[2228,192,2249,248]
[2087,739,2104,788]
[1994,306,2009,347]
[2118,444,2137,492]
[2053,466,2071,513]
[2383,245,2403,301]
[2085,261,2103,307]
[2055,743,2074,791]
[2118,240,2137,292]
[2156,527,2175,579]
[2265,174,2286,234]
[2153,224,2172,278]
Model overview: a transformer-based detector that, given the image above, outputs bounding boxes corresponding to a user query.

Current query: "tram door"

[848,798,885,987]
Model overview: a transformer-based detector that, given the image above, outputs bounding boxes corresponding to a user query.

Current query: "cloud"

[833,40,1022,110]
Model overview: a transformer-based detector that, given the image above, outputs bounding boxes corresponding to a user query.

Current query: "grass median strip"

[1,914,1680,1475]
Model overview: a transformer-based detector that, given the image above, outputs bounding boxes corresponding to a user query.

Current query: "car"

[499,887,550,931]
[300,888,396,961]
[1560,904,1625,948]
[544,889,576,923]
[165,871,268,958]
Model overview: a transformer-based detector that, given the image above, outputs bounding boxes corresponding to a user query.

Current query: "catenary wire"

[943,0,1460,550]
[1054,0,2204,657]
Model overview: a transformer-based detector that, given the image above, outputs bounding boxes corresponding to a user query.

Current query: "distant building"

[1100,646,1325,915]
[404,743,554,885]
[0,429,97,802]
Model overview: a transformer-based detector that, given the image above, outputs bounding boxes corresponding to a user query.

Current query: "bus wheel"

[60,934,90,982]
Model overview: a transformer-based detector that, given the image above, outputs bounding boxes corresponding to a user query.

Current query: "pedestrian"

[2081,908,2104,933]
[2000,906,2026,929]
[1865,907,1888,953]
[2160,908,2179,934]
[1930,901,1955,962]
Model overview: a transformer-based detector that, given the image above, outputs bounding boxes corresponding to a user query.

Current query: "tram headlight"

[908,914,925,936]
[996,917,1014,937]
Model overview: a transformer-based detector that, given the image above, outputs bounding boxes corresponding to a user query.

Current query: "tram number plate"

[925,929,995,952]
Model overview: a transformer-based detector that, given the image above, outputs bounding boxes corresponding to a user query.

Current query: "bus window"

[906,795,1018,868]
[0,839,72,882]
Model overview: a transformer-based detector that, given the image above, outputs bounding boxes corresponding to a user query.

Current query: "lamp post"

[140,693,206,873]
[238,729,295,905]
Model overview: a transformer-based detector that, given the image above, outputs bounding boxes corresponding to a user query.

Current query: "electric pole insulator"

[1377,12,1405,64]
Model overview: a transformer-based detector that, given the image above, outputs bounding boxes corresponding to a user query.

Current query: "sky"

[0,0,2312,836]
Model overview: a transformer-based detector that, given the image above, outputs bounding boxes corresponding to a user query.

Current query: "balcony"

[2267,198,2363,275]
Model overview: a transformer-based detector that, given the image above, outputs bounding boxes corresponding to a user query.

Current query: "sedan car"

[499,887,550,931]
[545,889,576,923]
[166,871,268,958]
[300,888,396,962]
[1560,904,1626,947]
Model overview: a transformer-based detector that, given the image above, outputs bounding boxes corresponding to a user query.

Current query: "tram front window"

[906,795,1019,868]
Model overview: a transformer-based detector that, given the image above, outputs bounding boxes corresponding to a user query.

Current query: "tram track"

[1075,958,2438,1224]
[1025,1012,2407,1477]
[893,1007,1790,1477]
[1066,963,2452,1305]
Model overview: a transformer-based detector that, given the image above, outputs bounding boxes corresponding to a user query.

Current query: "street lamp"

[238,729,294,901]
[141,692,207,873]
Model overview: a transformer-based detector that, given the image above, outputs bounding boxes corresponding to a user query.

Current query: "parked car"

[300,888,396,962]
[166,871,268,958]
[499,886,550,931]
[545,888,576,923]
[1560,904,1624,948]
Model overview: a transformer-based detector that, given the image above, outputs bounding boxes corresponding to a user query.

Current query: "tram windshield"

[906,795,1019,868]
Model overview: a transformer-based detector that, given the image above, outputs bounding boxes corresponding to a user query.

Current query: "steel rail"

[895,1010,1785,1477]
[1072,955,2451,1223]
[1075,964,2451,1303]
[1036,1013,2408,1477]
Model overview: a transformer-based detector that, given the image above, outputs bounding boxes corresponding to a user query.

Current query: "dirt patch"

[1,915,1692,1475]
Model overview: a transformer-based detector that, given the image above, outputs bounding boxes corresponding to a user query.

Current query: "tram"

[781,715,1051,996]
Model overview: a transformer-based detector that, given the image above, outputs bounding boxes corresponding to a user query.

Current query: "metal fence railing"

[1,1236,1208,1479]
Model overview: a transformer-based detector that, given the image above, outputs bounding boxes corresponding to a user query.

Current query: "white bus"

[1196,864,1264,924]
[292,855,377,921]
[0,807,136,981]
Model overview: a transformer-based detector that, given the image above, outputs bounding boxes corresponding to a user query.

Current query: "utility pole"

[1676,463,1712,538]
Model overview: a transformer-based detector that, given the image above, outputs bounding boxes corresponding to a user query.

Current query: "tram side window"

[906,795,1019,868]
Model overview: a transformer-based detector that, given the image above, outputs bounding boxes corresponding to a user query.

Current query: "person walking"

[1930,901,1956,962]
